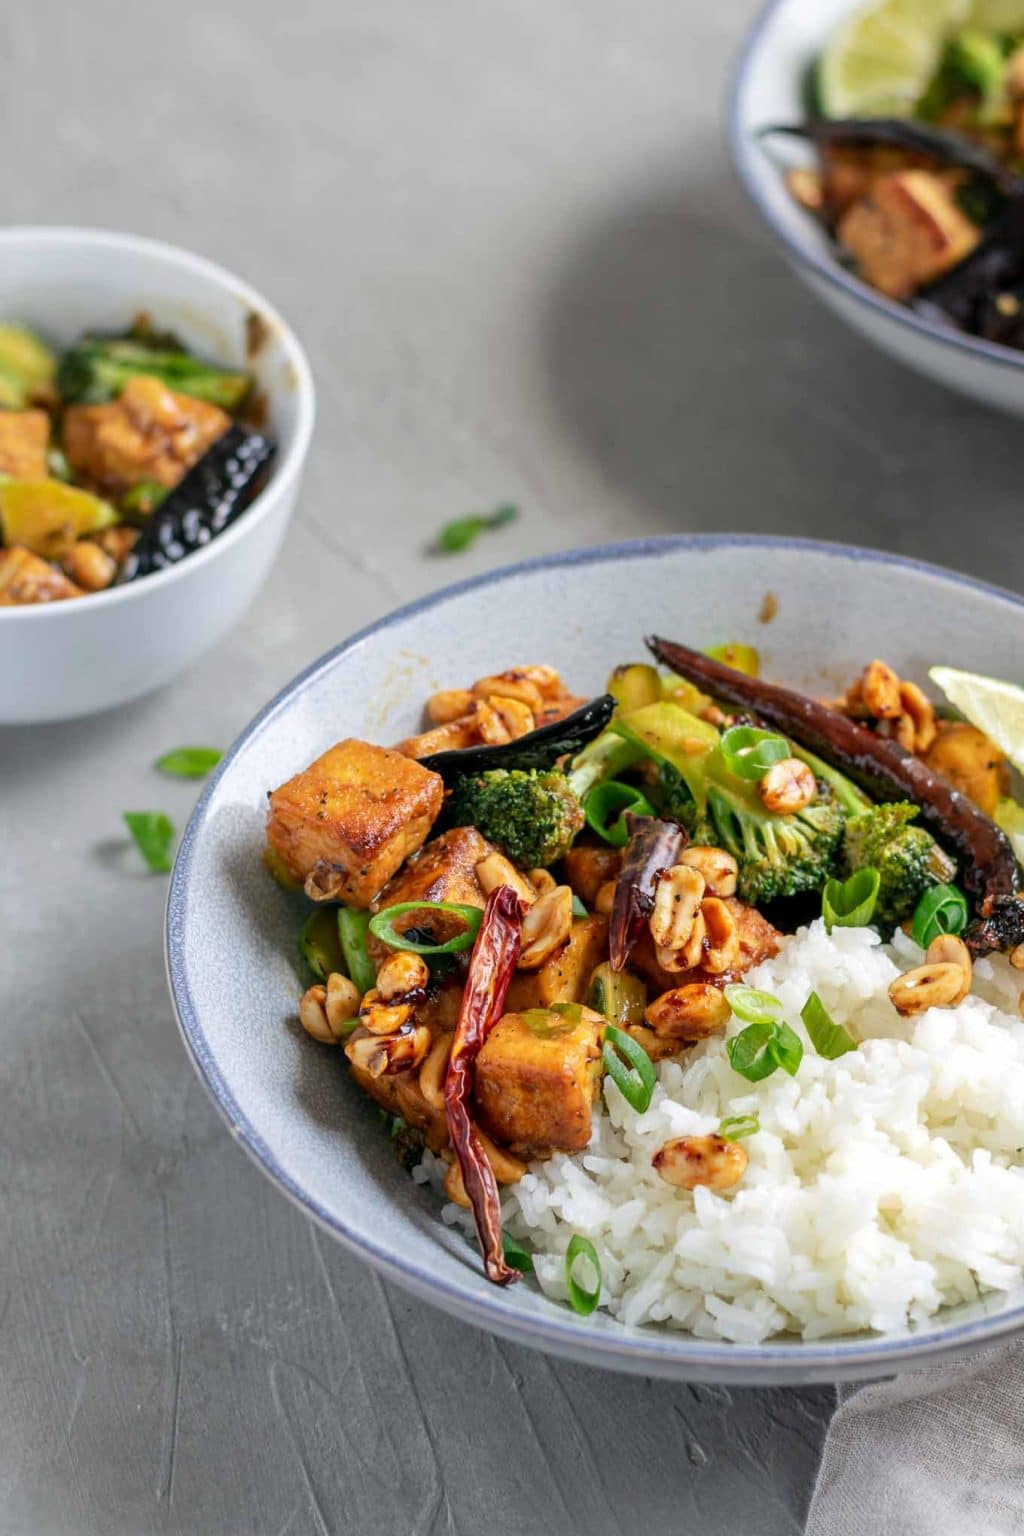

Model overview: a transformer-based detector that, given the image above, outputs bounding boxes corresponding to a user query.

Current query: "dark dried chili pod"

[918,197,1024,337]
[117,424,276,581]
[761,118,1024,193]
[444,885,525,1286]
[419,695,616,783]
[645,635,1023,951]
[609,813,688,973]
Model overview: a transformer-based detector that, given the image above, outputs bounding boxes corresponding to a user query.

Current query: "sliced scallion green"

[727,1019,803,1082]
[801,991,857,1059]
[910,883,969,949]
[338,908,376,995]
[822,867,880,933]
[155,746,222,778]
[719,725,790,782]
[582,780,655,847]
[300,907,346,981]
[123,811,175,873]
[565,1234,602,1316]
[718,1113,760,1141]
[602,1023,656,1112]
[502,1232,534,1275]
[724,983,784,1025]
[571,893,588,918]
[368,900,483,955]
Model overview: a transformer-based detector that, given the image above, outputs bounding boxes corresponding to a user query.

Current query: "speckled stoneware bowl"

[167,535,1024,1385]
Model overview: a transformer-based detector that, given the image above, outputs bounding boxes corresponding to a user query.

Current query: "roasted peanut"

[644,982,731,1041]
[898,680,937,754]
[397,715,480,758]
[653,1134,747,1192]
[472,672,544,712]
[758,758,816,815]
[679,845,738,898]
[678,909,707,970]
[888,962,967,1016]
[360,998,414,1036]
[1011,944,1024,972]
[700,897,740,975]
[594,879,617,917]
[325,973,361,1034]
[345,1023,432,1077]
[786,166,825,212]
[925,934,972,1003]
[65,539,116,591]
[860,659,902,719]
[426,688,475,724]
[518,884,573,969]
[528,867,557,897]
[299,984,338,1045]
[376,951,430,1002]
[649,864,705,951]
[443,1129,527,1206]
[418,1031,453,1108]
[475,851,537,905]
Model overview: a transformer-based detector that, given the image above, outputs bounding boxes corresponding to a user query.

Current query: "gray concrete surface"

[3,0,1021,1531]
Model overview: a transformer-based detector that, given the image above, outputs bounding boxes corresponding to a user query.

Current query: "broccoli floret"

[842,801,956,934]
[446,768,584,869]
[57,332,251,411]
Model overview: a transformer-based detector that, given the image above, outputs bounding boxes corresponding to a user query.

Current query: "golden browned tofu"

[474,1005,603,1155]
[266,739,444,907]
[505,915,609,1012]
[0,409,49,478]
[923,720,1010,817]
[62,375,230,495]
[0,546,82,605]
[366,826,494,967]
[838,171,979,300]
[562,844,621,908]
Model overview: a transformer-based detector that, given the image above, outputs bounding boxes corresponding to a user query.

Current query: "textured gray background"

[2,0,1021,1532]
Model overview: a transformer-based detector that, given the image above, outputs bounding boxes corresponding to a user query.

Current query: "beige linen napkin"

[806,1339,1024,1535]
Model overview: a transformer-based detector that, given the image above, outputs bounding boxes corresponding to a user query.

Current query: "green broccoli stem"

[789,743,872,818]
[57,338,252,411]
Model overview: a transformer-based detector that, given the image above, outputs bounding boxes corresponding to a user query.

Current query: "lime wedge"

[929,665,1024,773]
[967,0,1024,29]
[819,0,969,117]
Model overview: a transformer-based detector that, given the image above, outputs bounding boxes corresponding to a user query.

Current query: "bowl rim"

[167,533,1024,1382]
[728,0,1024,377]
[0,224,316,622]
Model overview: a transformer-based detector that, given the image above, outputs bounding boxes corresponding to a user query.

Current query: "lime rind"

[819,0,971,117]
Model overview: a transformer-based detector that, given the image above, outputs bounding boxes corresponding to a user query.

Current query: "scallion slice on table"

[718,1113,760,1141]
[582,780,655,846]
[911,883,969,948]
[155,746,222,778]
[435,503,518,554]
[337,908,376,995]
[123,811,175,873]
[719,725,790,782]
[822,867,880,933]
[565,1235,602,1316]
[602,1023,656,1112]
[801,991,857,1059]
[368,900,483,955]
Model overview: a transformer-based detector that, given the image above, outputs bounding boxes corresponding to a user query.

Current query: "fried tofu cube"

[838,171,980,300]
[0,546,82,605]
[266,738,444,907]
[63,375,230,495]
[562,844,621,908]
[474,1005,604,1154]
[366,825,494,967]
[0,408,49,478]
[505,915,609,1012]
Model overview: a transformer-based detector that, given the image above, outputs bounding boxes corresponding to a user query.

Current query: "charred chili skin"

[444,885,525,1285]
[762,118,1024,195]
[609,813,688,972]
[645,635,1024,953]
[419,695,616,783]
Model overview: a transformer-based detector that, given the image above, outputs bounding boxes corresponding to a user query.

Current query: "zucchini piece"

[0,477,117,557]
[0,324,57,408]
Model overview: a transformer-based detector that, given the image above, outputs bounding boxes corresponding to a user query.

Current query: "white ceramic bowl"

[168,535,1024,1385]
[730,0,1024,415]
[0,227,315,723]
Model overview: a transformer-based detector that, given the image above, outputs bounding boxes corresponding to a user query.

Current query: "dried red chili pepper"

[609,813,688,972]
[444,884,526,1285]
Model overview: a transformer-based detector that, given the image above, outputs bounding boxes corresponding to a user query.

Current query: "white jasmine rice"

[417,919,1024,1341]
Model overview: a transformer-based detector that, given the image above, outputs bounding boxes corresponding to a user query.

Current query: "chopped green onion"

[706,643,759,677]
[911,883,969,949]
[727,1020,803,1082]
[121,478,169,519]
[718,1113,760,1141]
[724,983,784,1025]
[502,1232,534,1275]
[155,746,222,779]
[801,991,857,1059]
[571,893,588,918]
[338,908,376,995]
[719,725,790,782]
[369,900,483,955]
[435,503,518,554]
[565,1234,602,1316]
[822,867,880,933]
[582,780,655,846]
[123,811,175,873]
[300,908,345,981]
[602,1023,656,1112]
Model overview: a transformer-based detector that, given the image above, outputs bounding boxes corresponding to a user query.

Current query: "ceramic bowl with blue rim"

[167,536,1024,1384]
[730,0,1024,417]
